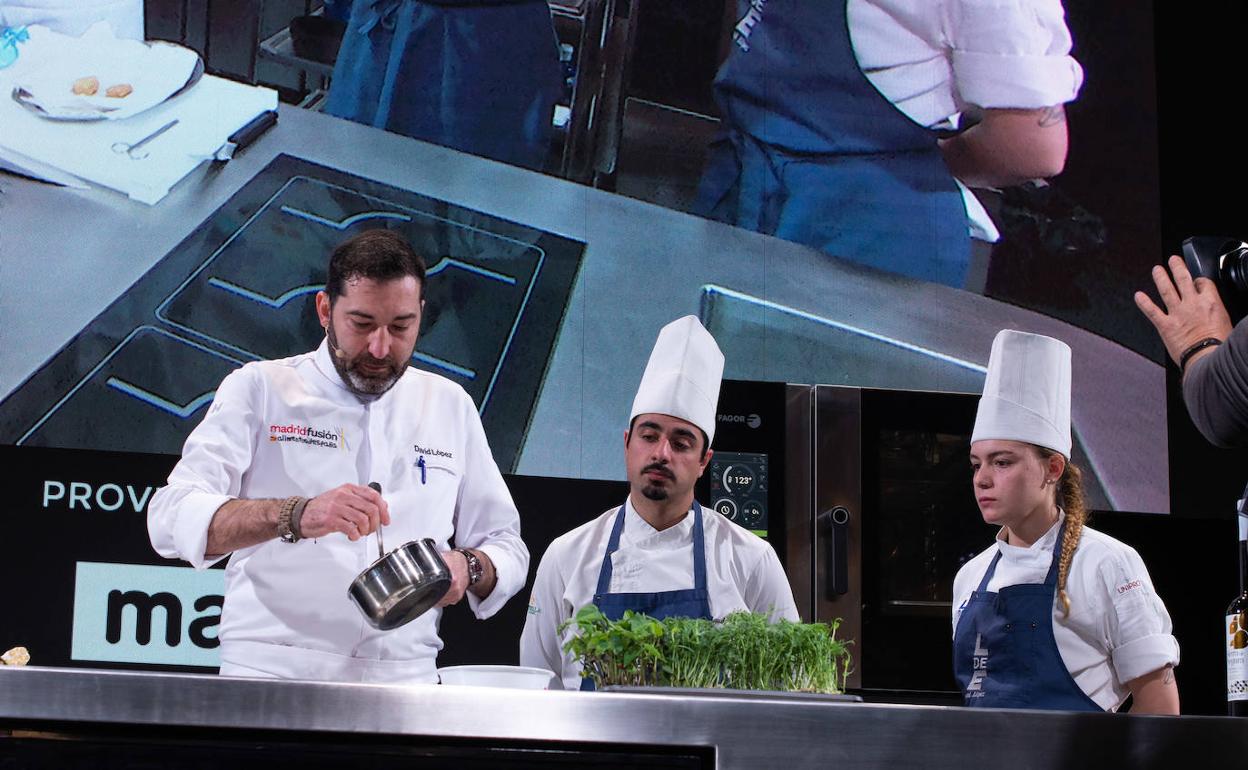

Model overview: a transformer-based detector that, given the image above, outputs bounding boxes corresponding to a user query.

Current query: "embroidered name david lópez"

[414,444,454,459]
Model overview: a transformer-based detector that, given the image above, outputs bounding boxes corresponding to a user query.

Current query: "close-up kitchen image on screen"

[3,0,1248,766]
[2,0,1167,512]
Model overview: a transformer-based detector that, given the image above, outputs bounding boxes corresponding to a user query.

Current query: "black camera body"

[1182,236,1248,321]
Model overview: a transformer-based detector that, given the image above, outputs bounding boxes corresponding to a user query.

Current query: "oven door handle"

[820,506,851,596]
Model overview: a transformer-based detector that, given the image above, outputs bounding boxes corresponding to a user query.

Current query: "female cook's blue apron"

[696,0,971,288]
[580,501,714,691]
[952,523,1102,711]
[325,0,561,171]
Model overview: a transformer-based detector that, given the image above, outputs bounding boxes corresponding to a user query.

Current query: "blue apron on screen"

[580,501,714,691]
[696,0,971,288]
[325,0,561,171]
[952,522,1102,711]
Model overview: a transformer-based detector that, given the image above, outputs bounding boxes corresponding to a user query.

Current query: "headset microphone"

[326,324,348,360]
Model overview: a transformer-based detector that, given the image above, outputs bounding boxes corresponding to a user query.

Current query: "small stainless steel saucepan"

[347,482,452,630]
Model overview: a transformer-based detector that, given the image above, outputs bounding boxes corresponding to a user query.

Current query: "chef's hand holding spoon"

[300,483,390,541]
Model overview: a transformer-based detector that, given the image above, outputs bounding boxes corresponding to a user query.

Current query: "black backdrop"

[1153,1,1248,519]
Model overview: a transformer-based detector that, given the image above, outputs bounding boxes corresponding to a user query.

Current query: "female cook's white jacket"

[148,341,528,683]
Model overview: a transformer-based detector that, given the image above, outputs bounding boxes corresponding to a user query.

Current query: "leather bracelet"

[290,497,309,541]
[277,496,303,543]
[1179,337,1222,373]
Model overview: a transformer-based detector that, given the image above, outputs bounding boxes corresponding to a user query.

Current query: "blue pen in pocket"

[416,455,426,484]
[0,26,30,70]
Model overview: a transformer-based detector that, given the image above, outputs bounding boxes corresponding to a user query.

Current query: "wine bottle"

[1227,484,1248,716]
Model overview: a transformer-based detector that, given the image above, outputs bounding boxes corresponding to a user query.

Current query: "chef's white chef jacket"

[952,516,1180,711]
[848,0,1085,242]
[148,341,528,683]
[520,498,800,690]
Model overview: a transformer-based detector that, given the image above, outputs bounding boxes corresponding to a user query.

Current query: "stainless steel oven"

[705,380,983,694]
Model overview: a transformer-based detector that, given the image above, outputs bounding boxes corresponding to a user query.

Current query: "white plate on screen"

[9,23,201,121]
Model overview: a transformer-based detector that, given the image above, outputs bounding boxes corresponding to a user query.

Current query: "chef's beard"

[640,484,669,501]
[326,321,409,397]
[639,463,673,501]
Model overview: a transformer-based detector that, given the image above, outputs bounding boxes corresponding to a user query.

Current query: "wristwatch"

[454,547,483,586]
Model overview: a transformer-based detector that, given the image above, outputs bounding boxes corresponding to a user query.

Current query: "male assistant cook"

[519,316,798,690]
[148,229,528,683]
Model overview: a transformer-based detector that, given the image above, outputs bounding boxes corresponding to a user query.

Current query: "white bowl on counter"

[437,664,555,689]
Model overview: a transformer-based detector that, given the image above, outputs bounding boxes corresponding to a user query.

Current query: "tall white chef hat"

[971,329,1072,458]
[629,315,725,445]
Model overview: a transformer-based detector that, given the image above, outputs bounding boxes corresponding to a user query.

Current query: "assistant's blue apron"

[580,501,714,691]
[325,0,561,171]
[696,0,971,288]
[952,522,1102,711]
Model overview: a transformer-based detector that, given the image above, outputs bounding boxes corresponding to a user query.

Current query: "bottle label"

[1229,613,1248,702]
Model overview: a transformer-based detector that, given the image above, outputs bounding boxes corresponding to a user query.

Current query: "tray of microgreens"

[561,605,853,695]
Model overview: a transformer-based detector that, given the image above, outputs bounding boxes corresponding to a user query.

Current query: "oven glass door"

[858,388,983,694]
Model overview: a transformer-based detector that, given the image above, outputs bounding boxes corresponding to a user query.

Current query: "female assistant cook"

[952,330,1180,713]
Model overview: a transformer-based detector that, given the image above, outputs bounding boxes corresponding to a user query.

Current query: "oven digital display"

[708,450,769,536]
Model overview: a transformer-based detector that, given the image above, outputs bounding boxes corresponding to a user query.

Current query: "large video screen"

[0,0,1169,515]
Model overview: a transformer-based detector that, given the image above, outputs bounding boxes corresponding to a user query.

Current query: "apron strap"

[358,0,403,35]
[593,505,628,598]
[690,501,708,591]
[1043,520,1068,587]
[975,550,1003,593]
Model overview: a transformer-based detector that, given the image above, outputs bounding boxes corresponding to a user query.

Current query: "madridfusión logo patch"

[269,423,348,450]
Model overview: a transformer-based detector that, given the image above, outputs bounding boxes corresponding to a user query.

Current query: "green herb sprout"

[560,605,852,693]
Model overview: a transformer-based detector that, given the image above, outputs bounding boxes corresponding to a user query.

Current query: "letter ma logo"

[72,562,225,668]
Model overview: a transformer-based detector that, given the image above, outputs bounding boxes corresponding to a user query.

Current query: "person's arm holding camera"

[1135,254,1248,447]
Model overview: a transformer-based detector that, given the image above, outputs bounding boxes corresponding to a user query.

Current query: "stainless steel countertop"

[0,104,1168,511]
[0,666,1242,769]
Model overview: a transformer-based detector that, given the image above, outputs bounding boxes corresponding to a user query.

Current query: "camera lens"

[1219,244,1248,296]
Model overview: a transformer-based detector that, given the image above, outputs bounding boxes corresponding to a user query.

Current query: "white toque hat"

[971,329,1072,457]
[629,316,725,444]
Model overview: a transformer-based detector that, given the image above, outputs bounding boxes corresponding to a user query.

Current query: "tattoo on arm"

[1162,665,1174,685]
[1037,105,1066,128]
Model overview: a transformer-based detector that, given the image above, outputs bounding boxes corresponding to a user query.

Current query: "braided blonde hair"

[1037,447,1088,617]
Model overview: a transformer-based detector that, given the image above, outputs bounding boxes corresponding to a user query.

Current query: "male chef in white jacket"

[148,229,528,683]
[520,316,798,689]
